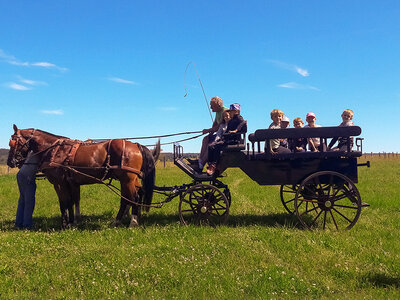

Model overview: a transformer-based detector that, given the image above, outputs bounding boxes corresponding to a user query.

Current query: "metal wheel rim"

[294,171,362,230]
[179,183,230,226]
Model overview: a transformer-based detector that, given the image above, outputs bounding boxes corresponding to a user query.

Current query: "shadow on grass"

[362,272,400,288]
[0,212,114,232]
[142,212,301,229]
[1,212,301,231]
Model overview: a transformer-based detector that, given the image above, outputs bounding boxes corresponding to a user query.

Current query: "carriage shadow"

[142,212,301,229]
[362,272,400,289]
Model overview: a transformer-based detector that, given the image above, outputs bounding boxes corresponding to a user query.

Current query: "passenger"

[328,109,355,152]
[268,109,291,154]
[304,112,325,152]
[281,116,290,129]
[289,117,307,152]
[280,115,290,148]
[194,96,226,172]
[206,103,247,175]
[226,103,247,139]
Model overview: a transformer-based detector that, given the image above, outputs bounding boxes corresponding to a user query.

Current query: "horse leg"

[118,180,140,228]
[53,183,69,229]
[70,184,81,224]
[113,198,129,227]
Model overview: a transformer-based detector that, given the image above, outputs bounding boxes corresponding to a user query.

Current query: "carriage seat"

[221,132,246,152]
[248,126,363,160]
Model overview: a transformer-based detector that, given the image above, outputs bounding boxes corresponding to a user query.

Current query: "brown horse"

[7,125,160,228]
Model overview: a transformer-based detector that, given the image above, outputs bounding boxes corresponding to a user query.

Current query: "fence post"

[164,156,166,168]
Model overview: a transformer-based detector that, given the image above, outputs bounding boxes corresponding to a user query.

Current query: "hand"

[229,129,238,133]
[202,129,210,134]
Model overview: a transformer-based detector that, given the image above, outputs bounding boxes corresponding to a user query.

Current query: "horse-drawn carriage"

[8,125,370,230]
[171,125,370,230]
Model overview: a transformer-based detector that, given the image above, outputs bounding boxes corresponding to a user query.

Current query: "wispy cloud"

[157,106,178,111]
[267,59,310,77]
[278,82,319,90]
[40,109,64,115]
[108,77,138,85]
[0,49,68,72]
[6,83,31,90]
[17,76,47,86]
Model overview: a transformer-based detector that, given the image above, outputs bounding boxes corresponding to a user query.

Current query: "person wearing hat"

[206,103,247,175]
[280,115,290,148]
[304,112,324,151]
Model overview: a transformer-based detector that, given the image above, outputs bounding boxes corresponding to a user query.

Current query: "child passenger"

[304,112,325,152]
[289,117,307,152]
[268,109,291,154]
[328,109,355,151]
[280,116,290,148]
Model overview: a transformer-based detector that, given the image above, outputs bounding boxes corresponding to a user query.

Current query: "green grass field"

[0,157,399,299]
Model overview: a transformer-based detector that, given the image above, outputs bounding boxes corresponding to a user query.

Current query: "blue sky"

[1,1,399,153]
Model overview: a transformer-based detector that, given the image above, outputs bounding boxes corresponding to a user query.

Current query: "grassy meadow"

[0,156,399,299]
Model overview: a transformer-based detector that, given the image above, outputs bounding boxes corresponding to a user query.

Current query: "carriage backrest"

[248,126,361,141]
[248,126,363,158]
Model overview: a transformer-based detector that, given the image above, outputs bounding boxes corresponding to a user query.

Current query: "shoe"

[361,202,370,207]
[206,164,216,176]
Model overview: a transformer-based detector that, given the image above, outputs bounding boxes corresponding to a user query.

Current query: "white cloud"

[18,77,47,86]
[0,48,68,72]
[278,82,319,90]
[108,77,138,85]
[7,83,31,90]
[267,59,310,77]
[41,109,64,115]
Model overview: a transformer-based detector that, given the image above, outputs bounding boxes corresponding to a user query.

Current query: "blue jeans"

[15,168,37,229]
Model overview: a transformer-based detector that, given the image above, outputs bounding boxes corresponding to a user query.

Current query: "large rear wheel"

[294,171,362,230]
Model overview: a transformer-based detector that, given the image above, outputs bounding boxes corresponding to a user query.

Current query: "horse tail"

[140,140,160,212]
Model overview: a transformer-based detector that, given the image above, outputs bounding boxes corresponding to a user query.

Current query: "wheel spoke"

[309,209,323,227]
[329,210,339,230]
[334,204,359,210]
[323,211,327,229]
[299,205,320,217]
[332,207,353,224]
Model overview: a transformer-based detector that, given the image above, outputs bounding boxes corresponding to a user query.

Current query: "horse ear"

[13,124,18,133]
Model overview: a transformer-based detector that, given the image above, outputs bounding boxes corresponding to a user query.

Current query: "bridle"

[9,129,36,166]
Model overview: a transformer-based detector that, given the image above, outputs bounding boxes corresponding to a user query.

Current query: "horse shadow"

[0,212,114,232]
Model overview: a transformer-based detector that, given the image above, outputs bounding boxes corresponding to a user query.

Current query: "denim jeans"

[15,153,39,229]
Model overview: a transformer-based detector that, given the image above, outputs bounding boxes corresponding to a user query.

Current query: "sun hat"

[282,116,290,122]
[306,112,316,118]
[229,103,241,111]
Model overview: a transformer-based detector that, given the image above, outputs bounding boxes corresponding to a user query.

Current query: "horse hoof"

[129,216,139,228]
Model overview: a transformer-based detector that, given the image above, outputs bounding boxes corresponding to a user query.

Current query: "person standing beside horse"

[195,96,226,172]
[15,151,40,230]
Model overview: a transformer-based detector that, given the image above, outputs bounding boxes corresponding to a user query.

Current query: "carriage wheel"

[280,185,299,214]
[179,184,230,226]
[294,171,362,230]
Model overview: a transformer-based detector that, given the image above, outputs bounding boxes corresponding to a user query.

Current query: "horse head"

[8,125,36,168]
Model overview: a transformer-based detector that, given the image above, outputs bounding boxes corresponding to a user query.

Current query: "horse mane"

[27,128,69,139]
